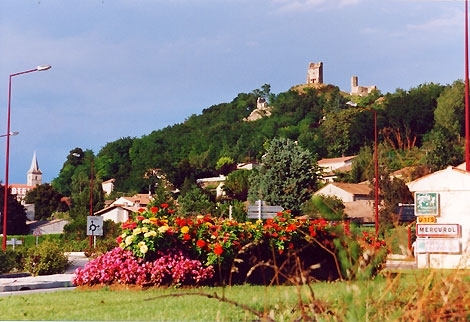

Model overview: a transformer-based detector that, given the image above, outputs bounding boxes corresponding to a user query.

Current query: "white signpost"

[416,224,460,238]
[247,200,283,220]
[416,238,461,254]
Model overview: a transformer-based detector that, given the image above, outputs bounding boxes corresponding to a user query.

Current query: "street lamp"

[0,132,19,138]
[72,152,94,248]
[2,65,51,251]
[347,101,379,238]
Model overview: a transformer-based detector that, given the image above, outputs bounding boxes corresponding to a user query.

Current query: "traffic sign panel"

[416,224,460,238]
[417,216,436,224]
[87,216,103,236]
[416,238,460,253]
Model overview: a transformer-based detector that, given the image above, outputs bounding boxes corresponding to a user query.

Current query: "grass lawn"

[1,269,469,321]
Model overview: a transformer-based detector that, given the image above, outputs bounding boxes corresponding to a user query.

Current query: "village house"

[95,194,153,223]
[314,182,374,223]
[318,156,356,183]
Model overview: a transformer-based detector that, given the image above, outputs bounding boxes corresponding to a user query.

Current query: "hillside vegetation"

[52,80,463,198]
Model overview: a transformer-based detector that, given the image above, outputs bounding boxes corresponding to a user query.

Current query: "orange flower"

[213,243,224,256]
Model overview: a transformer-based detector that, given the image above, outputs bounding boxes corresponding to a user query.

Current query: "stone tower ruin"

[306,62,323,84]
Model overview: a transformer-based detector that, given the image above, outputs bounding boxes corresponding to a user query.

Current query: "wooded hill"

[52,80,465,196]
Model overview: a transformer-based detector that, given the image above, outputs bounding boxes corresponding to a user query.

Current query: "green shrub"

[24,240,69,276]
[0,249,17,274]
[0,248,27,274]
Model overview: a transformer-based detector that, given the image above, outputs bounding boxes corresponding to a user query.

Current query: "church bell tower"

[27,151,42,186]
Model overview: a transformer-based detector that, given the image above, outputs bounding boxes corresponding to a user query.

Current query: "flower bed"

[73,204,387,287]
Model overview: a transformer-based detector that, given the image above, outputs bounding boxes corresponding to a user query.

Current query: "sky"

[0,0,466,184]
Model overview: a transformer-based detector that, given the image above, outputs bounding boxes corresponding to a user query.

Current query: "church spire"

[27,151,42,186]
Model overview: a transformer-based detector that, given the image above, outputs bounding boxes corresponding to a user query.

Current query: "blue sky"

[0,0,465,184]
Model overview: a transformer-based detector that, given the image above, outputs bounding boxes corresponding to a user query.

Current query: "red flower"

[116,236,123,244]
[183,233,191,241]
[196,239,206,248]
[213,243,224,256]
[286,223,297,232]
[137,216,145,221]
[160,203,169,209]
[150,206,158,214]
[138,208,145,213]
[168,209,175,214]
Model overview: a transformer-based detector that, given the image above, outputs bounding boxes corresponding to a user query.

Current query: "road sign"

[33,228,42,237]
[416,224,460,238]
[416,238,460,253]
[415,192,439,215]
[247,200,283,219]
[417,216,436,224]
[87,216,103,236]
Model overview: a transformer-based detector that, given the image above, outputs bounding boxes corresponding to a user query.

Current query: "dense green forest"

[50,80,465,208]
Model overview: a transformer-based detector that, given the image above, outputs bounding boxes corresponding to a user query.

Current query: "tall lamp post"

[465,0,470,171]
[2,65,51,251]
[347,101,379,238]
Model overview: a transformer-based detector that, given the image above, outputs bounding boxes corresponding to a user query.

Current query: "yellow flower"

[120,233,127,238]
[138,241,146,247]
[119,242,125,248]
[133,227,142,235]
[181,226,190,234]
[256,220,263,225]
[125,235,134,245]
[141,227,149,233]
[158,226,169,233]
[197,215,204,219]
[140,244,148,254]
[142,219,151,224]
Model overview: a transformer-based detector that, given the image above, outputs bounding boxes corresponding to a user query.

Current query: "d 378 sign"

[416,224,460,238]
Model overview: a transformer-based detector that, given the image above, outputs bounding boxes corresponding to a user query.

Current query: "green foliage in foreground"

[1,269,469,321]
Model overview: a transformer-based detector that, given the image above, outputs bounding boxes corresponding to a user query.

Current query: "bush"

[0,249,17,274]
[24,240,69,276]
[0,248,27,274]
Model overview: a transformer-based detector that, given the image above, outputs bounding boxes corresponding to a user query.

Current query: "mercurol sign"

[416,224,460,238]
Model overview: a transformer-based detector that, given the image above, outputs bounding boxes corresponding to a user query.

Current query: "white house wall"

[314,184,355,202]
[407,166,470,269]
[101,207,129,223]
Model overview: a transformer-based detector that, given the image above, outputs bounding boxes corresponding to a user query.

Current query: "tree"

[423,127,463,171]
[215,156,236,176]
[433,80,464,139]
[177,185,214,216]
[248,137,319,215]
[24,184,69,220]
[0,185,28,235]
[223,169,251,201]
